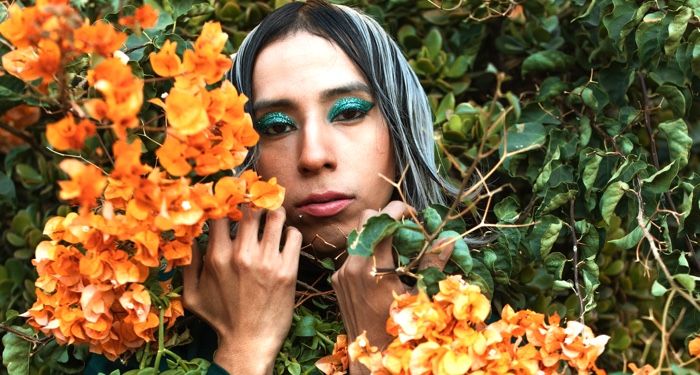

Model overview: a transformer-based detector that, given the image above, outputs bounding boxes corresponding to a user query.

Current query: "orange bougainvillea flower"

[118,4,159,30]
[87,58,144,137]
[149,40,182,77]
[165,88,210,136]
[58,159,107,211]
[156,136,193,176]
[249,177,285,210]
[2,39,61,85]
[316,335,350,375]
[73,20,127,56]
[690,337,700,357]
[46,114,96,151]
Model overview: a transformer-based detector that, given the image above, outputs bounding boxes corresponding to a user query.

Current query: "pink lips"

[297,192,354,217]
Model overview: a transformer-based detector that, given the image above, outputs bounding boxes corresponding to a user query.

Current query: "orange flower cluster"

[0,0,126,88]
[148,22,258,177]
[347,275,610,375]
[6,2,286,361]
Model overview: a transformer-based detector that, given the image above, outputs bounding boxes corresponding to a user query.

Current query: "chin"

[301,227,348,259]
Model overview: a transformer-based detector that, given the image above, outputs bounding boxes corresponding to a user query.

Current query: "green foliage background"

[1,0,699,373]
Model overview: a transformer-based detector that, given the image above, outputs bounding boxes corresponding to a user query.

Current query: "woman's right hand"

[183,206,302,375]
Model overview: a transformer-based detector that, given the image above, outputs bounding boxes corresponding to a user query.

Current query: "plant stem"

[153,308,165,372]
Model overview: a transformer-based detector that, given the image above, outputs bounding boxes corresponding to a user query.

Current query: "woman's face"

[251,31,395,257]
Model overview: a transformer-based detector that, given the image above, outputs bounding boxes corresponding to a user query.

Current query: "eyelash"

[254,97,375,136]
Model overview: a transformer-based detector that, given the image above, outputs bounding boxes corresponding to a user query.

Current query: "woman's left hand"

[331,200,455,371]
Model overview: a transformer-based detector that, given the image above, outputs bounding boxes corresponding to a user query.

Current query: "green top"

[83,316,225,375]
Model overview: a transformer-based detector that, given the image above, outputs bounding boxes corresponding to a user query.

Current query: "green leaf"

[287,362,301,375]
[651,279,668,296]
[347,214,400,257]
[417,267,446,297]
[501,122,546,155]
[392,221,425,257]
[423,207,442,234]
[294,315,316,337]
[674,274,697,293]
[0,171,16,201]
[544,252,567,278]
[635,12,666,64]
[658,119,692,168]
[521,50,574,76]
[15,164,43,186]
[608,225,645,250]
[444,55,469,78]
[438,230,472,274]
[641,161,679,194]
[657,84,687,117]
[424,28,443,59]
[494,196,519,223]
[664,6,692,56]
[601,0,637,48]
[582,154,602,191]
[600,181,628,225]
[434,92,455,123]
[2,326,33,375]
[528,216,563,260]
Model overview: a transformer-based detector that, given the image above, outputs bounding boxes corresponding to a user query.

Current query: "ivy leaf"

[494,196,519,223]
[528,216,563,260]
[658,119,692,168]
[2,326,33,375]
[347,214,400,257]
[521,50,574,76]
[600,181,628,226]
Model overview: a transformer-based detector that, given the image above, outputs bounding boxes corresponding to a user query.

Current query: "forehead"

[252,32,369,103]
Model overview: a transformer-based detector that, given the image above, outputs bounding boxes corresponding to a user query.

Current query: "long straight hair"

[229,0,456,210]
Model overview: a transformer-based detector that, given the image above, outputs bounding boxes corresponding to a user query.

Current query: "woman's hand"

[183,207,302,375]
[331,201,454,374]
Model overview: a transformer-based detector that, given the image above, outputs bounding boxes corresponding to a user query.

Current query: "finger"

[380,200,415,220]
[418,237,456,271]
[236,205,263,249]
[182,242,202,309]
[209,218,232,247]
[281,226,302,271]
[261,207,286,257]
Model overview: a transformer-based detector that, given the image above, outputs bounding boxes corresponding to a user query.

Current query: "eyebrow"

[252,82,373,114]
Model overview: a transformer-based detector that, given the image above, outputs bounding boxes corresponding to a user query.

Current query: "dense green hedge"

[1,0,699,373]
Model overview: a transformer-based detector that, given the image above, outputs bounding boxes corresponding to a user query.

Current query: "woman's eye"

[328,97,374,123]
[254,112,297,136]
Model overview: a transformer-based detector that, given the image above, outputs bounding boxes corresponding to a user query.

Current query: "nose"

[297,116,336,175]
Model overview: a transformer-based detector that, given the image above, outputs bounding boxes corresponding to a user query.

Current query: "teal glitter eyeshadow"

[327,97,374,121]
[255,112,295,132]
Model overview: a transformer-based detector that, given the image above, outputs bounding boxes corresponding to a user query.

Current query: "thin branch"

[0,121,53,158]
[569,199,585,323]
